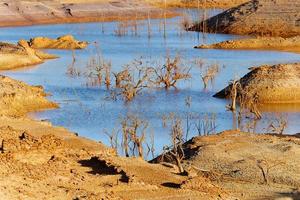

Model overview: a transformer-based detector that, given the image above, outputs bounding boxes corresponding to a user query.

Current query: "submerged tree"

[151,55,191,89]
[200,63,219,89]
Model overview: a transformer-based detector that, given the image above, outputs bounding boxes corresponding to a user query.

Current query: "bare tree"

[151,55,191,89]
[257,159,285,184]
[161,115,185,174]
[104,129,119,154]
[112,58,153,102]
[121,115,149,159]
[113,68,131,88]
[200,63,219,89]
[226,79,240,111]
[267,116,287,135]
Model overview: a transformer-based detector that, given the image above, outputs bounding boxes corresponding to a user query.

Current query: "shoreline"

[0,11,178,29]
[0,0,177,29]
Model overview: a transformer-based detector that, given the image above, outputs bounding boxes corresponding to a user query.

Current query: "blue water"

[1,9,300,157]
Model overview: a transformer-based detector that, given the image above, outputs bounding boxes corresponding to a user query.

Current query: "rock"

[29,35,88,49]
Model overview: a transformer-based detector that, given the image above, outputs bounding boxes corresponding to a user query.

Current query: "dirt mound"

[189,0,300,37]
[0,75,57,116]
[214,63,300,104]
[196,36,300,53]
[29,35,88,49]
[0,41,57,70]
[182,130,300,199]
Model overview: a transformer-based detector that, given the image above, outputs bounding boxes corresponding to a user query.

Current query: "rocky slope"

[214,63,300,103]
[189,0,300,37]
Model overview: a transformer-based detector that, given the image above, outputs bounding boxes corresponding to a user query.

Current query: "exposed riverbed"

[2,9,300,157]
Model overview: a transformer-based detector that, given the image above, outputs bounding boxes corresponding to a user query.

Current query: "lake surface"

[1,9,300,157]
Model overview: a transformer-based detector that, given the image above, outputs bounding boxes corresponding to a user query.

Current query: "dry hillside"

[189,0,300,37]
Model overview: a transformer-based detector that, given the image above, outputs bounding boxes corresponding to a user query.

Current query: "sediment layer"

[214,63,300,103]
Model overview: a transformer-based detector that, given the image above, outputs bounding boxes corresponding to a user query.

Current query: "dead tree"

[113,69,131,88]
[121,115,149,159]
[151,55,191,89]
[162,116,185,174]
[226,79,240,111]
[200,63,219,89]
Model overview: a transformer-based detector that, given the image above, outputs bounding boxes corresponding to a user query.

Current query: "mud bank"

[0,0,175,28]
[196,36,300,53]
[29,35,88,49]
[189,0,300,37]
[214,63,300,104]
[0,40,57,70]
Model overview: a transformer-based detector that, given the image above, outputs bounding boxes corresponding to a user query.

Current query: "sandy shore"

[0,40,57,70]
[196,36,300,53]
[0,0,176,28]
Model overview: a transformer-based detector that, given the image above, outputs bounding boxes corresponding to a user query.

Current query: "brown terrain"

[195,36,300,53]
[0,40,57,70]
[0,0,175,27]
[0,0,300,199]
[0,0,253,28]
[1,74,300,199]
[0,71,231,199]
[189,0,300,37]
[29,35,88,49]
[145,0,248,8]
[214,63,300,104]
[0,35,87,70]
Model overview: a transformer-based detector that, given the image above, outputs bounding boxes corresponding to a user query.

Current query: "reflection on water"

[1,9,300,157]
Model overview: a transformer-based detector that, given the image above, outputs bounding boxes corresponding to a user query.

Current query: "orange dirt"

[29,35,88,50]
[196,36,300,53]
[144,0,247,8]
[189,0,300,38]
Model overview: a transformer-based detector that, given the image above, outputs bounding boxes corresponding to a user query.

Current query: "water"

[1,9,300,157]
